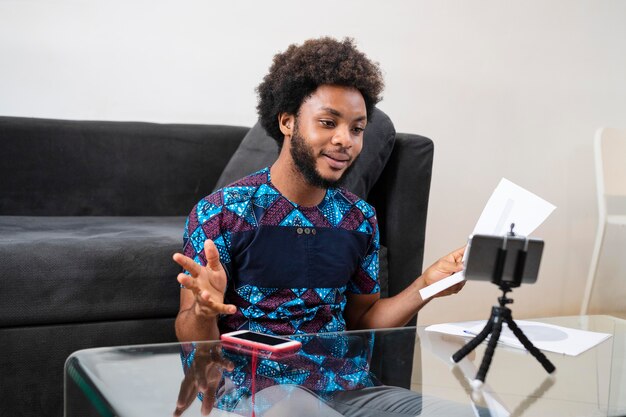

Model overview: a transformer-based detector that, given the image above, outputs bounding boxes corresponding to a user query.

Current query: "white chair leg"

[581,221,607,314]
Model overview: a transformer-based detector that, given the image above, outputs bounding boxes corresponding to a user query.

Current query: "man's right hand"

[173,343,234,416]
[173,240,236,318]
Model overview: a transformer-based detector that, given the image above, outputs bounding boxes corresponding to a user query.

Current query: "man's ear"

[278,113,295,137]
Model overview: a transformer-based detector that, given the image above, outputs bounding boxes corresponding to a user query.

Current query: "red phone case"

[220,331,302,354]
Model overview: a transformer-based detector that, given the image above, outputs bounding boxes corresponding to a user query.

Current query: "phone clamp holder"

[451,225,556,387]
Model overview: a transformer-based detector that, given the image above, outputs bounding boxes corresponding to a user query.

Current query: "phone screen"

[229,331,291,346]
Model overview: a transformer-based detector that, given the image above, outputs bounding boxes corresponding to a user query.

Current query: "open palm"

[173,240,236,317]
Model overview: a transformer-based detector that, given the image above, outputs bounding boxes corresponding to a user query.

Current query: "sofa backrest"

[0,116,434,294]
[0,116,249,216]
[0,115,434,301]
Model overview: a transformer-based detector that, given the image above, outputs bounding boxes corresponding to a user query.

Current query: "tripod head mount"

[497,291,514,307]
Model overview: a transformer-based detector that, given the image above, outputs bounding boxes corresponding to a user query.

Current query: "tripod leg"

[475,315,503,384]
[506,318,556,374]
[452,313,495,363]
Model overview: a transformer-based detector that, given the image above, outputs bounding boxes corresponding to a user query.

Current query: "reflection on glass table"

[65,315,626,417]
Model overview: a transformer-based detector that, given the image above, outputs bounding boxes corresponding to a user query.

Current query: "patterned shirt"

[182,167,381,335]
[181,333,379,413]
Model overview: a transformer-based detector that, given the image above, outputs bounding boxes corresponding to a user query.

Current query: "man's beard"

[289,123,357,189]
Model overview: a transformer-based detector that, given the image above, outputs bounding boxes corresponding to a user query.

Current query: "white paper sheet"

[419,178,556,300]
[425,320,612,356]
[472,178,557,236]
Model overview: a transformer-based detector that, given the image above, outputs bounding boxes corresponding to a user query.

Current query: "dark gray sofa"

[0,114,433,416]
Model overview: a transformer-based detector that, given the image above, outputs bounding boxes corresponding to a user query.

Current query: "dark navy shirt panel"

[230,226,370,288]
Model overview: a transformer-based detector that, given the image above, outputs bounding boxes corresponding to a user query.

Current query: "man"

[173,37,464,344]
[172,37,467,416]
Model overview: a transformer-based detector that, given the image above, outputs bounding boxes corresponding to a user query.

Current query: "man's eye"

[352,127,365,134]
[320,120,335,128]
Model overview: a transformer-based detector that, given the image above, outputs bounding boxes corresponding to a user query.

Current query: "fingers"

[177,273,197,291]
[452,280,466,292]
[174,371,198,417]
[214,355,235,372]
[201,387,216,416]
[196,344,236,371]
[451,245,467,262]
[437,258,464,275]
[200,362,222,416]
[173,253,202,276]
[437,281,466,298]
[174,345,234,417]
[444,280,466,294]
[196,344,235,371]
[423,250,467,288]
[204,240,223,272]
[436,245,466,274]
[195,294,237,315]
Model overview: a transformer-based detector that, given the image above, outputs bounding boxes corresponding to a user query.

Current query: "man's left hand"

[422,246,466,298]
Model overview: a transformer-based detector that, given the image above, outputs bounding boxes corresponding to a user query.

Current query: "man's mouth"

[322,152,351,170]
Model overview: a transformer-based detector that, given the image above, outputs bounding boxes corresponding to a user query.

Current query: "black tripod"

[451,227,556,387]
[451,287,555,387]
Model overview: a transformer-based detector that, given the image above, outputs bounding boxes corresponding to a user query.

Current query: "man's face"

[287,85,367,189]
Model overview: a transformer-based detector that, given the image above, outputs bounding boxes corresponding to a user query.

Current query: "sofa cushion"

[0,216,185,327]
[214,107,396,199]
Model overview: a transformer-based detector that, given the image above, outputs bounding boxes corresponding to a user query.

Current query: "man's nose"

[331,126,352,148]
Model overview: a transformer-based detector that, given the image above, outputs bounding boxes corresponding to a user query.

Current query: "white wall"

[2,0,625,324]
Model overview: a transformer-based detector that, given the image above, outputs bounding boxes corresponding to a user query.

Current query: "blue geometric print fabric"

[180,333,379,413]
[217,333,378,412]
[182,167,380,336]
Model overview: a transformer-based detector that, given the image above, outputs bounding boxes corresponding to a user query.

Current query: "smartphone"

[464,234,543,287]
[220,330,302,354]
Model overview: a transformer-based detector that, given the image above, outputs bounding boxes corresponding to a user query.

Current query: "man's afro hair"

[256,37,384,146]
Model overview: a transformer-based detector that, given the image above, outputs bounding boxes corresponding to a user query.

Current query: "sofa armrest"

[368,133,434,305]
[367,133,432,389]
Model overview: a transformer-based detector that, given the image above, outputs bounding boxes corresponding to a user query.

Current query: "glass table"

[64,315,626,416]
